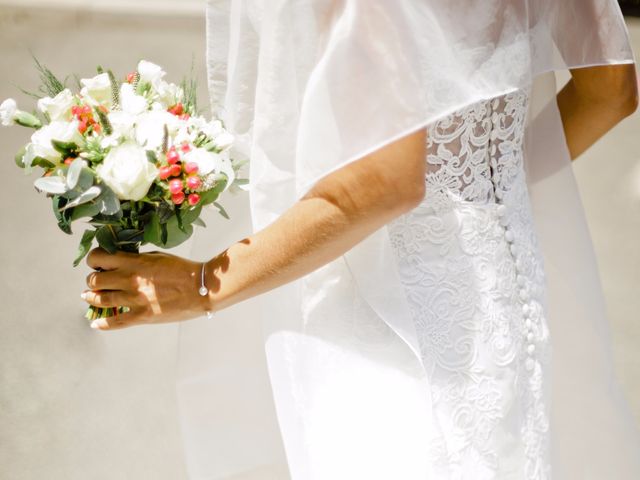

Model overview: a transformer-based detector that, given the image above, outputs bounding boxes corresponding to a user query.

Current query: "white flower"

[100,110,136,148]
[213,130,234,151]
[37,89,75,122]
[137,60,166,89]
[23,120,84,167]
[120,83,148,115]
[0,98,17,126]
[183,148,236,186]
[80,73,113,107]
[135,110,180,150]
[96,142,158,201]
[155,81,183,108]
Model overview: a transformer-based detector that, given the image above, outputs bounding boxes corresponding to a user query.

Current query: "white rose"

[23,120,84,167]
[120,83,148,115]
[137,60,166,88]
[80,73,113,107]
[0,98,17,126]
[135,110,180,150]
[96,142,158,201]
[37,89,75,122]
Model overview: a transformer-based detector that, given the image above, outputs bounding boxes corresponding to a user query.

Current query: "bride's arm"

[83,128,427,330]
[557,63,638,160]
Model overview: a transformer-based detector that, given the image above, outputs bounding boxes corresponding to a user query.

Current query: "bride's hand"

[81,248,213,331]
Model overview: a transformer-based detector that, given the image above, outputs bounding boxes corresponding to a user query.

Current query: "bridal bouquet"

[1,60,245,320]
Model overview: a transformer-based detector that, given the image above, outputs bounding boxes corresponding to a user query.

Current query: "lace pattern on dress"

[388,88,552,480]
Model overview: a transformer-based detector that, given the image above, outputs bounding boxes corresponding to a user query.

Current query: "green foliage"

[74,229,96,267]
[32,55,66,98]
[52,196,73,235]
[107,70,120,108]
[95,108,113,136]
[181,59,198,115]
[95,225,117,253]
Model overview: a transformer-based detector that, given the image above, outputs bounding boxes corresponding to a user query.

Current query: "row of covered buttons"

[496,196,537,372]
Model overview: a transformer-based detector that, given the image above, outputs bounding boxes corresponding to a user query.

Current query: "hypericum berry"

[179,113,191,121]
[93,123,102,134]
[81,105,92,115]
[78,119,89,134]
[167,149,180,165]
[180,143,192,153]
[169,164,182,177]
[172,191,185,205]
[64,157,75,165]
[169,179,183,195]
[184,162,199,175]
[187,193,201,206]
[71,105,82,117]
[186,175,202,190]
[159,166,172,180]
[126,72,137,83]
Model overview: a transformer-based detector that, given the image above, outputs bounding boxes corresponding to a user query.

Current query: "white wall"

[0,0,204,15]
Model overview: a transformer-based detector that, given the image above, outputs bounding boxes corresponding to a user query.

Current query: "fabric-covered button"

[510,244,518,256]
[497,204,507,217]
[519,289,530,302]
[527,344,536,355]
[525,318,533,329]
[522,304,531,316]
[526,358,535,371]
[527,332,534,342]
[505,229,514,243]
[516,274,526,287]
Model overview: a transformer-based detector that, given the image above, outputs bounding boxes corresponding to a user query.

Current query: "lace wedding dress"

[388,88,551,479]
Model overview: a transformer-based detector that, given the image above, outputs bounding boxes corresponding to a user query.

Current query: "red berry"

[184,162,199,175]
[81,105,92,115]
[71,106,82,117]
[167,150,180,165]
[169,179,183,195]
[180,143,192,153]
[186,175,202,190]
[159,166,172,180]
[78,119,88,134]
[170,103,184,116]
[179,113,191,121]
[64,157,74,165]
[93,123,102,134]
[126,72,136,83]
[187,193,201,206]
[172,191,185,205]
[169,164,182,177]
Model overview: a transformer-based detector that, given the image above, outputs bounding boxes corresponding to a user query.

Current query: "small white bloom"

[137,60,166,89]
[135,110,180,150]
[183,148,236,187]
[0,98,17,126]
[213,130,234,151]
[120,83,148,116]
[37,89,75,122]
[96,142,158,201]
[23,120,84,167]
[155,81,183,108]
[80,73,113,107]
[198,119,224,139]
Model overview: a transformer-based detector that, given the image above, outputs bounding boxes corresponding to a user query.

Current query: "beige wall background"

[0,5,638,480]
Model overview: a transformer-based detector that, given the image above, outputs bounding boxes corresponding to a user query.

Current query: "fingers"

[90,309,148,331]
[86,248,138,271]
[86,270,130,291]
[81,289,140,308]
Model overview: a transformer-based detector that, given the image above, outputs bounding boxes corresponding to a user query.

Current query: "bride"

[82,1,640,478]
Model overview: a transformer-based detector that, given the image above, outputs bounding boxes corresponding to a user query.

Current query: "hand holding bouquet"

[1,60,245,320]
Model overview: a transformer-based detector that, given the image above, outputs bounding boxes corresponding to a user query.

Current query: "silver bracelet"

[199,262,215,320]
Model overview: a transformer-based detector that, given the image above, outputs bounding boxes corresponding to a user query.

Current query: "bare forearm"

[204,129,427,313]
[557,64,638,160]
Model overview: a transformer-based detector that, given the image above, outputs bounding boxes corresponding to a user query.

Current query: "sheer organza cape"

[175,1,640,478]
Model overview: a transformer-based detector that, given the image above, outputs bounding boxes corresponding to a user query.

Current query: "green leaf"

[96,186,120,215]
[52,196,73,235]
[14,146,26,169]
[146,150,158,164]
[66,158,83,190]
[95,226,117,254]
[59,186,102,211]
[163,215,194,249]
[35,176,67,194]
[51,139,78,156]
[143,211,162,246]
[73,229,96,267]
[14,111,42,129]
[175,205,185,233]
[192,217,206,228]
[116,229,143,246]
[181,204,202,226]
[31,157,56,170]
[71,201,101,221]
[213,201,230,220]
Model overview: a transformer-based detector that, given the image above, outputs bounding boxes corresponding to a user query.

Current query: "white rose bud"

[0,98,17,126]
[23,120,84,167]
[37,89,75,122]
[137,60,166,89]
[97,142,158,201]
[120,83,148,116]
[80,73,112,107]
[155,80,183,108]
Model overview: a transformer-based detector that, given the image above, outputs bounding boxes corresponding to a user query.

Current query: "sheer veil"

[176,1,640,478]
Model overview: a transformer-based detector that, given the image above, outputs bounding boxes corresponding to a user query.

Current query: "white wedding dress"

[176,2,640,479]
[388,88,551,479]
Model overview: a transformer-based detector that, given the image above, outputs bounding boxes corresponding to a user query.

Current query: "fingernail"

[80,292,87,300]
[90,320,101,330]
